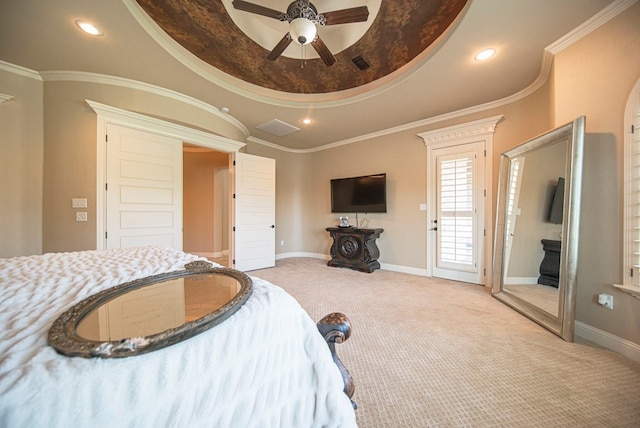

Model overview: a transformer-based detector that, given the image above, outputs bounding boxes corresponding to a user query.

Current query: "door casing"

[419,116,502,286]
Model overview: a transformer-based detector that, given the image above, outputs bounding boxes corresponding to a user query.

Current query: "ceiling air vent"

[255,119,300,137]
[352,55,370,71]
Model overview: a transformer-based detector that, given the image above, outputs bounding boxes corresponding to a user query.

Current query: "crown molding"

[546,0,637,54]
[418,115,504,146]
[245,0,635,154]
[2,0,632,154]
[0,61,249,140]
[0,60,43,81]
[41,70,250,139]
[86,99,246,153]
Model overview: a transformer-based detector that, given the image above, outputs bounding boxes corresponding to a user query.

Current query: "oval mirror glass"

[48,263,252,358]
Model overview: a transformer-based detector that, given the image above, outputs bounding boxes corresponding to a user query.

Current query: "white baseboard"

[276,252,329,261]
[575,321,640,363]
[276,253,429,276]
[379,262,429,277]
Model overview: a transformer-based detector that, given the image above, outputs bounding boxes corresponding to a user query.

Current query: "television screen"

[331,173,387,213]
[548,177,564,224]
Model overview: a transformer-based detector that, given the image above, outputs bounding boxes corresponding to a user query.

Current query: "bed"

[0,246,357,427]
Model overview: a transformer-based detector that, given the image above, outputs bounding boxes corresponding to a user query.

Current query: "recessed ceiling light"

[75,20,103,36]
[474,48,495,61]
[302,118,312,125]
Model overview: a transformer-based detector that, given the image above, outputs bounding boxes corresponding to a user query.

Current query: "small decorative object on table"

[339,216,350,228]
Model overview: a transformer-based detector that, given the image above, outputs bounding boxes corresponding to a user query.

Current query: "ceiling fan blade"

[311,36,336,66]
[267,33,293,61]
[232,0,284,20]
[321,6,369,25]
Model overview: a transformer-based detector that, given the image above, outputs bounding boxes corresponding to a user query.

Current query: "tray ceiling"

[135,0,468,94]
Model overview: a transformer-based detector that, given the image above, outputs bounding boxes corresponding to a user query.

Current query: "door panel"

[429,141,485,284]
[233,152,276,271]
[105,124,183,250]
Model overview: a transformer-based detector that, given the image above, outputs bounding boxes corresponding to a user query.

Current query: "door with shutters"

[105,124,183,250]
[428,141,485,284]
[233,152,276,271]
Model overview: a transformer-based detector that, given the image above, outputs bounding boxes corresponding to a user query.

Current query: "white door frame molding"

[419,115,503,286]
[88,100,246,250]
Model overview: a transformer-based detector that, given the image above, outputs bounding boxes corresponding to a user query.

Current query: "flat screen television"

[330,173,387,213]
[548,177,565,224]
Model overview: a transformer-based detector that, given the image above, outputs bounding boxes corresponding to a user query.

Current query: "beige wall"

[40,81,243,253]
[0,69,43,257]
[273,83,553,270]
[183,149,229,256]
[551,2,640,343]
[244,143,313,255]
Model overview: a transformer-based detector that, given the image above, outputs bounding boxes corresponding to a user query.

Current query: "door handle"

[429,227,438,231]
[270,225,275,228]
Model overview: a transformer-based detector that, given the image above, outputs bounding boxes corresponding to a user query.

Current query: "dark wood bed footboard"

[317,313,356,409]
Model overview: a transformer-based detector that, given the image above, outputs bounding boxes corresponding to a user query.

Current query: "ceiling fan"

[231,0,369,66]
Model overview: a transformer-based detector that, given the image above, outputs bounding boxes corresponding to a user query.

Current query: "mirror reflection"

[502,140,567,317]
[492,116,585,341]
[48,265,253,358]
[77,273,242,341]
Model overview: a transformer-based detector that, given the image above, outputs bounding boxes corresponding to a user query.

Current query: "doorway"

[419,116,501,286]
[183,145,230,266]
[428,141,485,284]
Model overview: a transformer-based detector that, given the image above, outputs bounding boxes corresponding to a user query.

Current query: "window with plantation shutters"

[625,99,640,287]
[617,79,640,298]
[437,153,476,270]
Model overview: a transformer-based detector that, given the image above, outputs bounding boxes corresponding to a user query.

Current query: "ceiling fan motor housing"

[284,1,326,25]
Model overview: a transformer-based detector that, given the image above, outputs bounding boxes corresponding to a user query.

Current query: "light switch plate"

[72,198,88,208]
[419,204,427,211]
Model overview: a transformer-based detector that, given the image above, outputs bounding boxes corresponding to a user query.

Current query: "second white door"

[428,141,485,284]
[233,152,276,271]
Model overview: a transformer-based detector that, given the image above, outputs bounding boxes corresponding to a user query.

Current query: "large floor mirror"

[492,116,585,341]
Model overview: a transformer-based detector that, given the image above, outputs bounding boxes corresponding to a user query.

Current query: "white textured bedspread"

[0,247,356,427]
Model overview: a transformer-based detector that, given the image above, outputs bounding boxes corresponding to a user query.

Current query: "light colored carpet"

[251,258,640,427]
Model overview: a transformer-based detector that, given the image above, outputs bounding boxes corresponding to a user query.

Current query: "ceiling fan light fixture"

[289,18,316,45]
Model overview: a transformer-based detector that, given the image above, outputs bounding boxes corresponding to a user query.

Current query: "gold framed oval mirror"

[492,116,585,341]
[48,262,252,358]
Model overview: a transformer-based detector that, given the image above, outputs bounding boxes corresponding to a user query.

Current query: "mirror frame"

[48,262,253,358]
[492,116,585,341]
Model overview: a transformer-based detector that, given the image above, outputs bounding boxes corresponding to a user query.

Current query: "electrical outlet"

[76,212,88,222]
[597,293,613,309]
[72,198,87,208]
[280,240,284,246]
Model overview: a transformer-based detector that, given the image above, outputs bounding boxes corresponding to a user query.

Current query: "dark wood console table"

[538,239,561,288]
[326,227,383,273]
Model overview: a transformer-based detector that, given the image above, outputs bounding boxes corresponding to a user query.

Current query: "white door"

[233,152,276,271]
[429,141,485,284]
[105,124,183,250]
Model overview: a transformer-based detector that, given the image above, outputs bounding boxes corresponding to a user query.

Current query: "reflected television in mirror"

[548,177,565,224]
